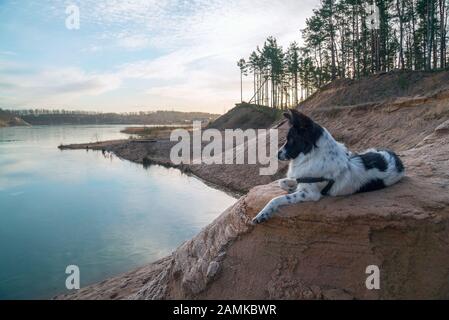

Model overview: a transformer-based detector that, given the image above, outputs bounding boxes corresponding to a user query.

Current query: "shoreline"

[58,138,245,198]
[58,136,281,197]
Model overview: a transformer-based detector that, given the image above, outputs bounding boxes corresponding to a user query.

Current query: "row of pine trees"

[237,0,449,109]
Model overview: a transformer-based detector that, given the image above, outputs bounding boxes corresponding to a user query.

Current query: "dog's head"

[278,109,324,161]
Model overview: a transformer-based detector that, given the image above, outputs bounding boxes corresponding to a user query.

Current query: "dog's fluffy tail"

[378,148,405,186]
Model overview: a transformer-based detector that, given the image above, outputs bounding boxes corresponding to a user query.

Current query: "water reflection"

[0,125,236,299]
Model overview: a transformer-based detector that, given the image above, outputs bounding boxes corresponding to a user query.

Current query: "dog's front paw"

[251,215,267,225]
[251,210,270,225]
[279,179,298,193]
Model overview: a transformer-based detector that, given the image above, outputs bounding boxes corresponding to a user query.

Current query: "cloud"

[117,34,149,50]
[116,0,318,108]
[0,66,121,107]
[2,0,320,111]
[82,45,102,53]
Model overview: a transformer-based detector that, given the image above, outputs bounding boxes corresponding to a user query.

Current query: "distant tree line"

[1,108,218,125]
[238,0,449,108]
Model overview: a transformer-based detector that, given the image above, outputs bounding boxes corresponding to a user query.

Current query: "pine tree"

[237,58,247,103]
[240,0,449,105]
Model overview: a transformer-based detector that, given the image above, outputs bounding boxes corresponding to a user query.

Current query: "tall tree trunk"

[294,72,298,105]
[318,43,323,85]
[253,71,256,104]
[240,71,243,103]
[371,28,376,73]
[329,0,337,79]
[411,0,418,69]
[265,75,269,106]
[426,0,434,70]
[439,0,447,68]
[256,71,259,104]
[433,0,438,69]
[352,5,357,78]
[397,0,405,69]
[355,4,361,77]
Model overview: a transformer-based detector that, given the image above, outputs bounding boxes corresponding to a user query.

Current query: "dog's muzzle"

[277,148,289,161]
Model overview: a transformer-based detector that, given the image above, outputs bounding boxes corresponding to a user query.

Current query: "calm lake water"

[0,125,236,299]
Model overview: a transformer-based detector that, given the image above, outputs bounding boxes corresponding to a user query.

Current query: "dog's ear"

[287,109,314,129]
[283,111,292,123]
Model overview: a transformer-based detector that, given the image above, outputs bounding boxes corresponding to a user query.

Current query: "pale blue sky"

[0,0,318,113]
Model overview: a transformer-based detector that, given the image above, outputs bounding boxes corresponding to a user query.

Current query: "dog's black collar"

[296,177,335,196]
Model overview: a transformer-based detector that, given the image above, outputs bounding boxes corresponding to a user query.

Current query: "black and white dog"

[252,109,405,224]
